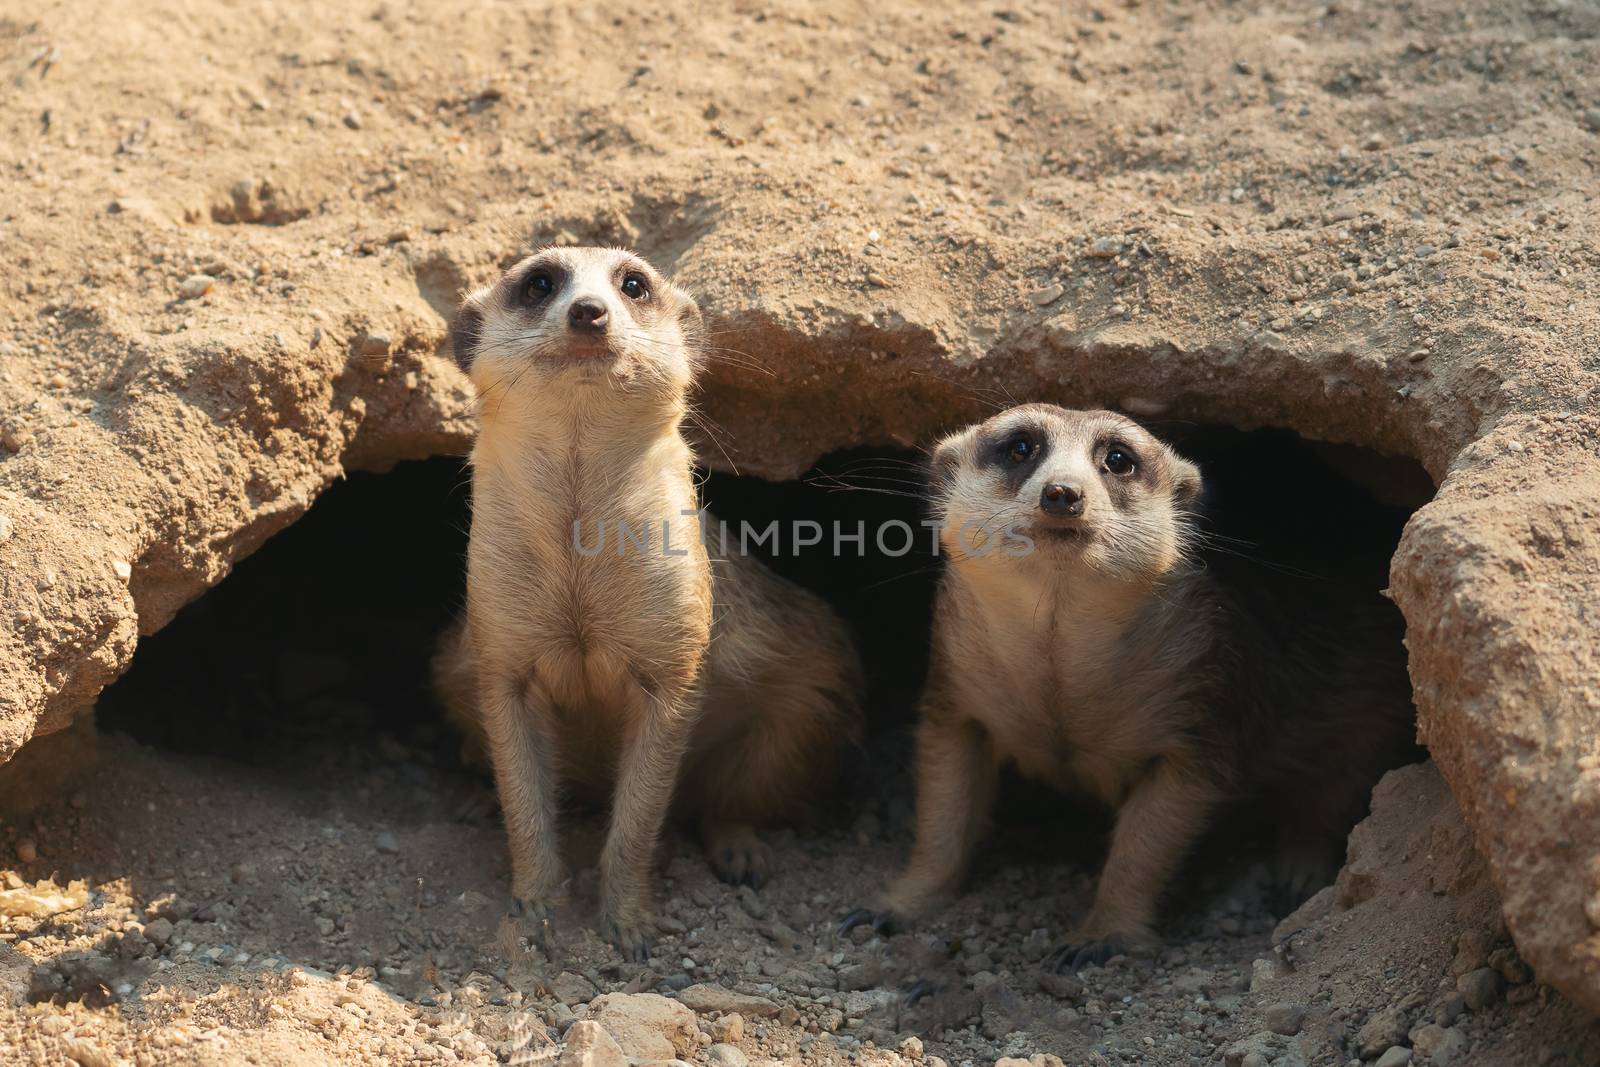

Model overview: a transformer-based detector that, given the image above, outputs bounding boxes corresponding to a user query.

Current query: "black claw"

[902,978,939,1008]
[1046,936,1126,973]
[837,908,895,938]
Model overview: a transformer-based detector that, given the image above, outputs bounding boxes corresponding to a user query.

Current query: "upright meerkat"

[441,246,862,960]
[848,405,1414,970]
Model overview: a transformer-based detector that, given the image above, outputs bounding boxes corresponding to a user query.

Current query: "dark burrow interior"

[92,424,1436,920]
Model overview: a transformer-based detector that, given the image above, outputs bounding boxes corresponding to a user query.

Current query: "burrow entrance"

[92,425,1434,896]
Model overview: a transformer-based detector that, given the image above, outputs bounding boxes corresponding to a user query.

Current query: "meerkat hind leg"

[700,819,773,889]
[692,672,858,888]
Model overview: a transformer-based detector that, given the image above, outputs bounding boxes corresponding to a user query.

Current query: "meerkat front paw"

[508,895,560,951]
[598,909,653,963]
[703,822,773,889]
[1044,923,1154,973]
[837,907,897,938]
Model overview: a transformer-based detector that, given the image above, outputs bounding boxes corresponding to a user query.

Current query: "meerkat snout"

[1039,482,1085,516]
[567,295,609,333]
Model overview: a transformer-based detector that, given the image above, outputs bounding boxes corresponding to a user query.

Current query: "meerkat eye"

[1004,435,1035,465]
[1104,445,1137,476]
[620,272,650,300]
[526,271,555,299]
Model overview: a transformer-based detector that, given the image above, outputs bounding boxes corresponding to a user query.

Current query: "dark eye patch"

[1102,441,1138,476]
[449,303,483,372]
[982,424,1049,493]
[513,261,568,306]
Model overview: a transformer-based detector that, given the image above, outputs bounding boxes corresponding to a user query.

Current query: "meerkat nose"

[567,297,609,333]
[1040,482,1085,516]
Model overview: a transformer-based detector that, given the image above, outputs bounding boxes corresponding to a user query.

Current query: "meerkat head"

[928,404,1203,583]
[449,245,704,410]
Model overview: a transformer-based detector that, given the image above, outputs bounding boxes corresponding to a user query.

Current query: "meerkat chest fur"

[468,397,712,709]
[938,562,1210,804]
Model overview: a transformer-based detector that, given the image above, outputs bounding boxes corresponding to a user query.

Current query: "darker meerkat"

[440,246,862,960]
[847,404,1415,970]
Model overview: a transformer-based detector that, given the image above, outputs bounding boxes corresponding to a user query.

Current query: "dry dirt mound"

[1,0,1599,1062]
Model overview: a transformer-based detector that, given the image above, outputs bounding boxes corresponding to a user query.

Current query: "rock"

[588,993,697,1060]
[1488,946,1534,985]
[1088,236,1124,258]
[1036,972,1084,1000]
[1456,967,1502,1011]
[837,961,882,991]
[1411,1024,1469,1066]
[1584,108,1600,133]
[558,1020,626,1067]
[1222,1032,1278,1067]
[901,1036,924,1059]
[1264,1002,1306,1035]
[552,970,599,1006]
[142,917,174,947]
[358,332,393,357]
[1433,992,1466,1025]
[1450,929,1491,976]
[374,831,399,854]
[707,1043,748,1067]
[1028,283,1064,306]
[14,839,36,864]
[1374,1048,1412,1067]
[1358,1006,1409,1058]
[675,984,780,1018]
[710,1012,743,1043]
[177,274,214,300]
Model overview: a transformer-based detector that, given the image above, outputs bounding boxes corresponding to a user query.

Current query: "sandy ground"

[0,461,1595,1065]
[3,0,1600,1063]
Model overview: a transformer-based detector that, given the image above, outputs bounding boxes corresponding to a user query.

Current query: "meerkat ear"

[673,286,704,340]
[927,430,969,498]
[1170,453,1204,510]
[449,295,485,373]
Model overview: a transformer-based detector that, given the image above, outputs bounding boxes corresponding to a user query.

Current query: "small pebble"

[111,559,132,582]
[1374,1047,1412,1067]
[359,333,393,356]
[1088,236,1125,258]
[143,917,174,947]
[343,111,362,130]
[1264,1002,1306,1035]
[866,272,891,289]
[1029,283,1064,306]
[0,513,12,543]
[375,831,399,855]
[1406,349,1429,363]
[15,838,36,864]
[178,274,215,300]
[1457,967,1503,1010]
[707,1043,749,1067]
